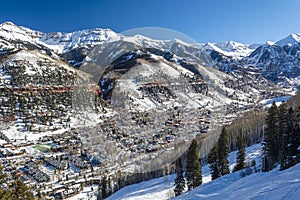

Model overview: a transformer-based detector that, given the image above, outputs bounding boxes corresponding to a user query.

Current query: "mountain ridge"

[1,21,300,90]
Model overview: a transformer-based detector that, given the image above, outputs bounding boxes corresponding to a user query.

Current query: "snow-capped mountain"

[243,36,300,88]
[201,41,256,59]
[40,28,120,54]
[1,21,300,90]
[276,33,300,47]
[0,21,120,53]
[0,22,123,67]
[202,33,300,89]
[0,22,44,44]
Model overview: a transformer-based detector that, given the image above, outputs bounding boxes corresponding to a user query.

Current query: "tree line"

[0,165,34,200]
[263,101,300,171]
[174,126,238,196]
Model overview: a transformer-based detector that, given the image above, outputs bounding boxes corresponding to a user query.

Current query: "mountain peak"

[0,21,16,27]
[276,33,300,47]
[266,40,276,46]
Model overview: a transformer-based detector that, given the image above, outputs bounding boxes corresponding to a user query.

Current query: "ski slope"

[107,144,263,200]
[176,163,300,200]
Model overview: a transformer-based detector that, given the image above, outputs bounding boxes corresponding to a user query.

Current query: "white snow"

[66,185,98,200]
[266,40,276,46]
[107,175,176,200]
[276,33,300,47]
[0,21,121,54]
[261,96,291,107]
[107,144,263,200]
[202,41,255,59]
[107,143,299,200]
[176,163,300,200]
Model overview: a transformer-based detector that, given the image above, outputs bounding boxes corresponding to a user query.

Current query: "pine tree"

[185,139,202,190]
[0,164,7,185]
[233,136,246,172]
[101,175,108,199]
[208,127,230,179]
[174,158,185,196]
[280,107,299,170]
[0,164,11,200]
[11,173,34,200]
[296,107,300,163]
[97,181,102,200]
[278,103,288,160]
[263,101,279,171]
[107,176,112,196]
[207,144,220,180]
[218,126,230,176]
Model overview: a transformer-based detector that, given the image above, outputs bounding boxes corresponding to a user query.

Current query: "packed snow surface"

[107,144,264,200]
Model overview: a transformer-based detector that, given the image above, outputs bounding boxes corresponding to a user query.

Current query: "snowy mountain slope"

[244,34,300,88]
[106,144,263,200]
[201,41,256,59]
[1,21,300,90]
[41,28,121,54]
[75,42,287,177]
[106,174,176,200]
[209,36,300,89]
[0,49,93,140]
[1,22,287,177]
[176,163,300,200]
[0,21,293,167]
[0,22,123,67]
[107,144,300,200]
[0,22,120,53]
[95,44,284,113]
[244,41,300,87]
[0,22,55,56]
[276,33,300,47]
[0,22,44,45]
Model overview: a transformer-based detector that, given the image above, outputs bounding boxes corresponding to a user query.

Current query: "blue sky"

[1,0,300,44]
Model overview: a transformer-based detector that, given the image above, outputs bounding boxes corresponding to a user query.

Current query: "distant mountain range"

[1,21,299,90]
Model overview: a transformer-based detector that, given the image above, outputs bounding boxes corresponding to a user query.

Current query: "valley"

[0,22,299,199]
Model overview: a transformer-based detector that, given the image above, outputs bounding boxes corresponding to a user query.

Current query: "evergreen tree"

[296,107,300,163]
[263,101,279,171]
[218,126,230,176]
[207,144,220,180]
[0,164,7,185]
[278,103,288,160]
[0,164,11,200]
[0,166,34,200]
[174,158,185,196]
[280,107,299,170]
[101,175,108,199]
[97,181,102,200]
[11,173,34,200]
[233,136,246,172]
[107,176,112,196]
[185,139,202,190]
[208,126,230,179]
